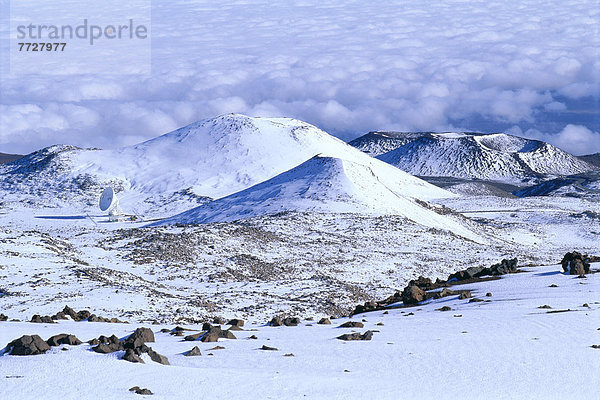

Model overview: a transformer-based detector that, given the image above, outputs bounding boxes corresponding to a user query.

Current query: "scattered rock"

[437,306,452,311]
[93,343,121,354]
[147,348,170,365]
[591,345,600,349]
[486,292,492,297]
[549,284,558,288]
[122,349,145,363]
[459,291,472,299]
[469,298,484,303]
[339,321,364,328]
[248,335,258,340]
[208,346,225,350]
[261,345,278,351]
[185,346,202,356]
[269,316,283,326]
[227,319,244,328]
[538,305,552,309]
[561,251,591,275]
[337,331,374,341]
[283,317,301,326]
[318,318,331,325]
[376,322,384,326]
[123,327,155,349]
[5,335,50,355]
[184,333,203,341]
[284,353,295,357]
[401,285,426,305]
[130,387,153,395]
[46,334,82,347]
[30,315,55,324]
[0,314,7,321]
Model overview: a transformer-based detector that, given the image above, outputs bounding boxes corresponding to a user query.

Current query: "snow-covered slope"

[376,133,596,184]
[153,155,480,240]
[0,115,449,215]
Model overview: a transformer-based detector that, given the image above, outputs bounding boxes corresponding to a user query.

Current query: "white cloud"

[511,124,600,156]
[1,0,598,153]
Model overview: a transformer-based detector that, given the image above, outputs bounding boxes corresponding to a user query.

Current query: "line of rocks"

[3,327,168,365]
[29,306,126,324]
[352,258,519,315]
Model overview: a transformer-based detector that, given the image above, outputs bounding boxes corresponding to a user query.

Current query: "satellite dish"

[99,187,121,216]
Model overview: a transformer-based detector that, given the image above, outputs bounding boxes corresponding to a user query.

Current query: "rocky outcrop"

[5,335,50,355]
[561,252,591,275]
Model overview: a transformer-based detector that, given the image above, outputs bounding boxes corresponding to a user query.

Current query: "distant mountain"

[514,171,600,198]
[153,155,482,241]
[371,132,596,184]
[578,153,600,168]
[348,132,433,157]
[0,152,23,164]
[0,114,453,215]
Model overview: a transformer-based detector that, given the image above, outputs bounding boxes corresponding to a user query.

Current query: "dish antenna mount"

[99,187,122,218]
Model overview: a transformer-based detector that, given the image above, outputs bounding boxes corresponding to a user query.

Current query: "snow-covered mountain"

[578,153,600,168]
[373,132,596,184]
[0,114,453,216]
[152,154,481,240]
[347,131,432,157]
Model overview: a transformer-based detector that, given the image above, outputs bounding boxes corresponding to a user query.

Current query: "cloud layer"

[1,0,599,155]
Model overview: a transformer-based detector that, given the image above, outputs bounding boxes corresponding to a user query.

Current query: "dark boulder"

[339,321,364,328]
[561,252,591,275]
[122,349,144,363]
[46,334,82,347]
[52,311,68,320]
[185,346,202,356]
[0,314,8,321]
[30,315,55,324]
[337,331,374,341]
[269,317,283,326]
[408,276,435,290]
[184,333,203,341]
[401,285,426,305]
[490,258,518,275]
[123,327,155,349]
[129,386,153,395]
[261,345,278,351]
[62,306,78,320]
[227,319,244,328]
[92,343,121,353]
[283,317,300,326]
[6,335,50,355]
[147,348,170,365]
[76,310,91,321]
[318,318,331,325]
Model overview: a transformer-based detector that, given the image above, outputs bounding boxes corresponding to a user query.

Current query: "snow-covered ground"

[1,262,598,399]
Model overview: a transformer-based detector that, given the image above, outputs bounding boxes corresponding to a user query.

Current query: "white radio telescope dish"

[99,187,121,216]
